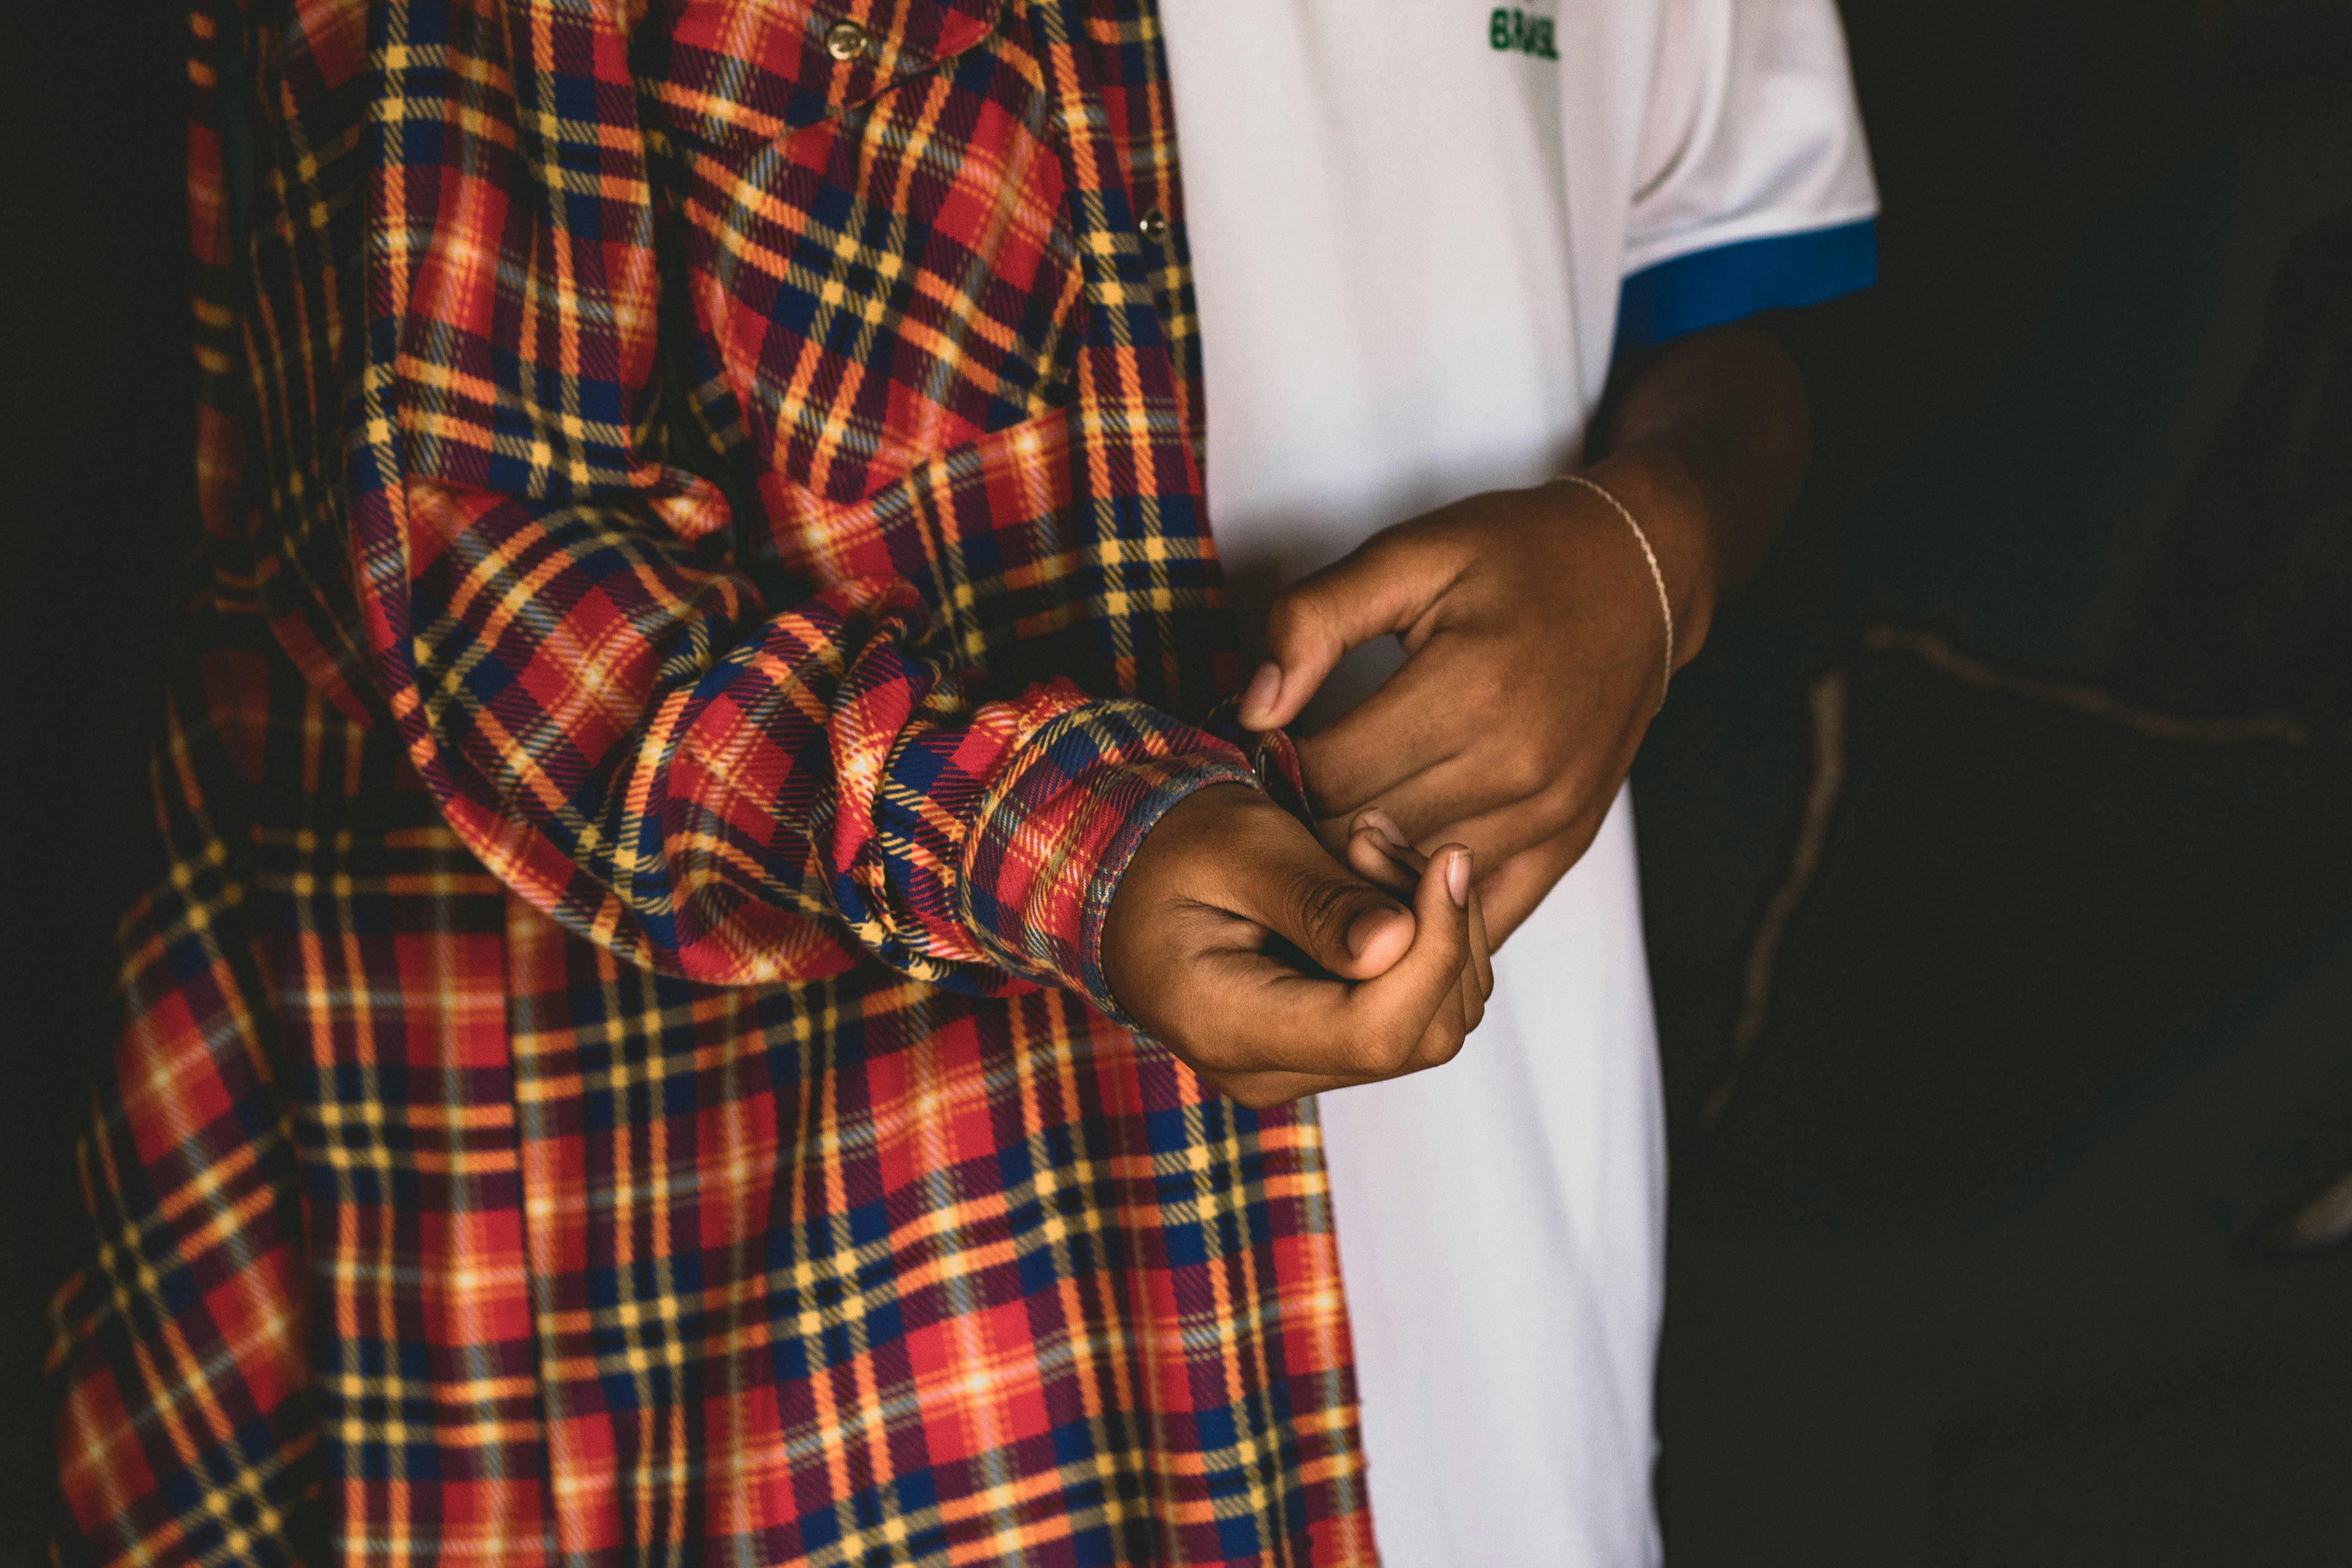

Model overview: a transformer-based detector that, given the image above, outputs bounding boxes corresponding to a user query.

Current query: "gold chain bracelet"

[1556,472,1672,711]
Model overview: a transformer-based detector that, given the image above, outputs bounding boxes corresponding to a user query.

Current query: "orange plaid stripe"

[50,0,1374,1562]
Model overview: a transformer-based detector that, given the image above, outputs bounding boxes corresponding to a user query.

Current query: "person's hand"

[1100,784,1490,1108]
[1235,449,1717,945]
[1338,805,1494,1007]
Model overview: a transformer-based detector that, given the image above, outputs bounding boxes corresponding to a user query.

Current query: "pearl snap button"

[824,20,870,60]
[1137,207,1169,242]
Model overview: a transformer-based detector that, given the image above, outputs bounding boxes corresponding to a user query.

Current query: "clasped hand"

[1101,455,1707,1107]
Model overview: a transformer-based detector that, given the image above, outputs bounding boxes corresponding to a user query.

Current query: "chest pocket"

[640,0,1004,154]
[637,0,1087,513]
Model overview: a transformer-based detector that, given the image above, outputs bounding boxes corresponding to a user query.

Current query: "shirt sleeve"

[338,0,1257,1017]
[1617,0,1882,358]
[386,476,1254,1013]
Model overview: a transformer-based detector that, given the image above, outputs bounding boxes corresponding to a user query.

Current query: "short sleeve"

[1615,0,1880,358]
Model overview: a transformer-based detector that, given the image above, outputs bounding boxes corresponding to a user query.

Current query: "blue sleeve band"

[1612,216,1878,360]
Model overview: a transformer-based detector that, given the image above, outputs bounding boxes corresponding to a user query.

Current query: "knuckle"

[1283,871,1367,956]
[1183,1031,1248,1076]
[1530,804,1577,846]
[1467,661,1513,715]
[1263,591,1321,653]
[1431,1010,1470,1062]
[1362,526,1421,571]
[1231,1081,1287,1111]
[1500,749,1553,799]
[1578,763,1620,813]
[1354,1028,1417,1079]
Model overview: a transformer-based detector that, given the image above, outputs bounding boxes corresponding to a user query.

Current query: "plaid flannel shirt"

[47,0,1373,1561]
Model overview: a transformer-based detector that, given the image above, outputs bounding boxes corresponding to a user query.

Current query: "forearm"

[1582,323,1812,666]
[387,482,1258,1002]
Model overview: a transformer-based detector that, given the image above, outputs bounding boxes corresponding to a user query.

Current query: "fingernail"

[1346,905,1405,958]
[1356,808,1408,849]
[1445,848,1470,908]
[1239,661,1282,725]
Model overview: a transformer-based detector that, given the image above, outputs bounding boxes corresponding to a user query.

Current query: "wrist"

[958,701,1259,1021]
[1573,439,1722,672]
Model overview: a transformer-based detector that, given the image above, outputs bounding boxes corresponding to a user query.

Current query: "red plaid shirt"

[48,0,1372,1560]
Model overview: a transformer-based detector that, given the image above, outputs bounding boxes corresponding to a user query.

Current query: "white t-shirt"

[1158,4,1877,1564]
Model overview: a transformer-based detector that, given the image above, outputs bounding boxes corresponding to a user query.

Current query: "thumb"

[1222,823,1419,982]
[1238,537,1444,731]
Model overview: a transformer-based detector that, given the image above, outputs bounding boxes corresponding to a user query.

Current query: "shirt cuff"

[956,700,1251,1023]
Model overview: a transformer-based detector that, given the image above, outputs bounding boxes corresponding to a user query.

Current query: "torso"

[1162,4,1671,1561]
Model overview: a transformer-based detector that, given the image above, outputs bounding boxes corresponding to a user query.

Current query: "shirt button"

[824,20,870,60]
[1137,206,1169,242]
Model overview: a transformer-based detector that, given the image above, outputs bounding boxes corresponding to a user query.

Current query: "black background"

[4,1,192,1560]
[4,0,2349,1562]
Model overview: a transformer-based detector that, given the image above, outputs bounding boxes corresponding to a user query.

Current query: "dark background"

[3,0,2348,1562]
[4,1,192,1562]
[1637,0,2352,1562]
